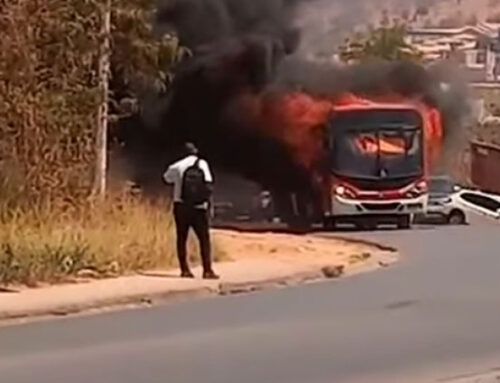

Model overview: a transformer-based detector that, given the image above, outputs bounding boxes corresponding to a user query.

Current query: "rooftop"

[408,22,500,39]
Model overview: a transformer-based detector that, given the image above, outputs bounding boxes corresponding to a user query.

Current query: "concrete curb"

[218,270,325,296]
[0,286,217,322]
[0,267,354,324]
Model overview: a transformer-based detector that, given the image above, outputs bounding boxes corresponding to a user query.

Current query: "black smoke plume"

[119,0,315,196]
[116,0,470,198]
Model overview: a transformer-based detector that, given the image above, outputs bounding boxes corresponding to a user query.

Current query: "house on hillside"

[406,22,500,83]
[406,23,500,185]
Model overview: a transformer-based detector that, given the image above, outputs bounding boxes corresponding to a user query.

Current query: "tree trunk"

[94,0,111,198]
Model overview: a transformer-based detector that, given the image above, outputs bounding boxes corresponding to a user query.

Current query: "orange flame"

[237,91,333,171]
[356,136,406,155]
[238,90,443,177]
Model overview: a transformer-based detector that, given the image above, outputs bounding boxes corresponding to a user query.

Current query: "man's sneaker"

[202,270,220,280]
[181,269,195,279]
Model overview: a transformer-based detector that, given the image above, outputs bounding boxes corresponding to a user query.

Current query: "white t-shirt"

[163,155,213,205]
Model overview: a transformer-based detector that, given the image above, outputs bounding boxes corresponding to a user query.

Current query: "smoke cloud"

[116,0,470,202]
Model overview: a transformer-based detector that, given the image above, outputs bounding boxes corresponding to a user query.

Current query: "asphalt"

[1,218,500,383]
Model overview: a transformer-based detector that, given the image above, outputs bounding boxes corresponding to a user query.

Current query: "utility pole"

[94,0,111,199]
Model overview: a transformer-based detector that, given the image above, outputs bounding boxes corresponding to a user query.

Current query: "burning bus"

[322,94,442,229]
[117,0,459,231]
[272,93,443,230]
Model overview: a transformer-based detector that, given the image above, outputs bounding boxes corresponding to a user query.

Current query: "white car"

[422,188,500,224]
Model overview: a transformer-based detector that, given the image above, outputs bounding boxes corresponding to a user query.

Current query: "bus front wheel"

[397,214,411,230]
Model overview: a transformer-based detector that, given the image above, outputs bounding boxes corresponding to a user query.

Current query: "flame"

[238,90,444,178]
[237,91,333,171]
[356,136,406,155]
[333,92,444,172]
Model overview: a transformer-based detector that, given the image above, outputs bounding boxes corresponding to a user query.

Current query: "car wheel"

[397,214,411,229]
[448,210,466,225]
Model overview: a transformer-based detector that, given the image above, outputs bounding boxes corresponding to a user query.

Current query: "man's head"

[184,142,199,156]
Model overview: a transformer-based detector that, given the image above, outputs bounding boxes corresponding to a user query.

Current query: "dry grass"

[0,193,225,287]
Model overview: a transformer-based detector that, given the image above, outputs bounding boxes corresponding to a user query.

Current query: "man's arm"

[162,166,176,199]
[163,166,175,185]
[200,160,214,215]
[200,160,213,185]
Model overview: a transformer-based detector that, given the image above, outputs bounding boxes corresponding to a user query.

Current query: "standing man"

[163,142,219,279]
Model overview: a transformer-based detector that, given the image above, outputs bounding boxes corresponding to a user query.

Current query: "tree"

[339,21,422,63]
[109,0,187,118]
[0,0,102,208]
[95,0,187,197]
[0,0,184,209]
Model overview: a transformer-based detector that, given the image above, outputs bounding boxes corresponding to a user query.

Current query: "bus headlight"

[335,186,346,196]
[334,184,357,199]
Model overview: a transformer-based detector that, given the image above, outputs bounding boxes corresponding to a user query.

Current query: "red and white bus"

[321,94,442,229]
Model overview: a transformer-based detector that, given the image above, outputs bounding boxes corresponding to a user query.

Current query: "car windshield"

[330,109,423,181]
[429,178,455,195]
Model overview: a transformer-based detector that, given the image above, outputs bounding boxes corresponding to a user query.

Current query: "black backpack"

[181,158,211,205]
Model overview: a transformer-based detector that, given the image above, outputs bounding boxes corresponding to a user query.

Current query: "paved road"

[1,219,500,383]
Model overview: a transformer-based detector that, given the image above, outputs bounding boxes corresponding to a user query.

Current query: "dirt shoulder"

[0,229,398,325]
[214,229,397,276]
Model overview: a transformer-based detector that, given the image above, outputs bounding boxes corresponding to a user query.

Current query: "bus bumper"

[326,194,428,218]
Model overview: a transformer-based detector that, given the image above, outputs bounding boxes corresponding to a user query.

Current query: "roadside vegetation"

[0,191,224,287]
[0,1,208,287]
[1,194,166,286]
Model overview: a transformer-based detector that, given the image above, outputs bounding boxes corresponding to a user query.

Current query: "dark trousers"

[173,202,212,272]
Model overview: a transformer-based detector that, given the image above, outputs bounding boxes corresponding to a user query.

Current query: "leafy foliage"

[0,0,101,208]
[109,0,187,118]
[0,0,182,209]
[339,20,422,63]
[0,1,197,286]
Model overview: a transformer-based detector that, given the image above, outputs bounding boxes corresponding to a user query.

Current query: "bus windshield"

[330,109,424,182]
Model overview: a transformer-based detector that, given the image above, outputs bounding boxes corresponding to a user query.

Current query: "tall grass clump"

[0,193,223,287]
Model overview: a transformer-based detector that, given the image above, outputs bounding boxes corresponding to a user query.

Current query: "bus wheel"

[287,216,312,233]
[322,217,337,231]
[397,214,411,229]
[356,220,377,231]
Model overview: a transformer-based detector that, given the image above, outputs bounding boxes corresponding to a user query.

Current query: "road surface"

[1,220,500,383]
